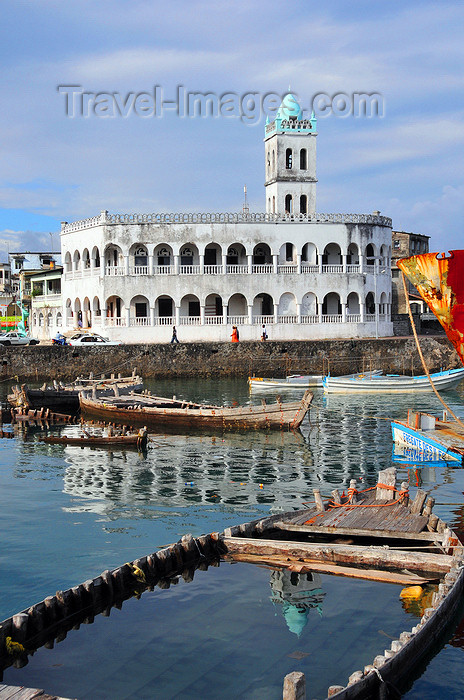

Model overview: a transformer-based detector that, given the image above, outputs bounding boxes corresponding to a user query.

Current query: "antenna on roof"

[242,185,249,216]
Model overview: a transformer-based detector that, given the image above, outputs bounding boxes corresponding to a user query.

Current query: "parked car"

[68,333,122,346]
[0,331,40,346]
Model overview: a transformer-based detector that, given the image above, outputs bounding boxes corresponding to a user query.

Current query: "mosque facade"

[54,96,393,342]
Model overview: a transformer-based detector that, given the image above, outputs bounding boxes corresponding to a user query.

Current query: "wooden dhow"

[79,389,313,431]
[219,467,464,698]
[8,370,143,412]
[38,425,148,450]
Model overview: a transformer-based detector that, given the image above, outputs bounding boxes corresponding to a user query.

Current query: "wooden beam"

[226,553,435,585]
[221,536,454,573]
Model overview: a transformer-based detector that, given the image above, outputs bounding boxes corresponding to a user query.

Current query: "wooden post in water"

[313,488,324,512]
[283,671,306,700]
[376,467,396,501]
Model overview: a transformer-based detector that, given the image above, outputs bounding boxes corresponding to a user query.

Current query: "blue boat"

[391,410,464,463]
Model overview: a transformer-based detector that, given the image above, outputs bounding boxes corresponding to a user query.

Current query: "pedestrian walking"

[261,324,268,341]
[231,325,239,342]
[170,326,179,343]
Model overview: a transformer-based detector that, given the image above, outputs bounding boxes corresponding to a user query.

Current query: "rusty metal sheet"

[397,250,464,366]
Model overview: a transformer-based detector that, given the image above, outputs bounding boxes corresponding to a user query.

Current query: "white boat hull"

[323,368,464,394]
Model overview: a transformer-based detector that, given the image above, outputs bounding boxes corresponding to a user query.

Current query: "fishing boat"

[38,426,148,450]
[249,370,383,391]
[8,372,143,412]
[391,410,464,463]
[219,467,464,698]
[79,390,313,431]
[322,367,464,394]
[249,374,324,389]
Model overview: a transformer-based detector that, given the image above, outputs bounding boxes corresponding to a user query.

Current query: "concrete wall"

[0,337,460,381]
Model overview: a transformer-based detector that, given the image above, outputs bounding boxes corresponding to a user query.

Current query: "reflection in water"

[270,569,325,637]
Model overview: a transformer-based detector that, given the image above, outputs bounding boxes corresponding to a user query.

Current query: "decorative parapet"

[61,210,108,233]
[61,211,392,231]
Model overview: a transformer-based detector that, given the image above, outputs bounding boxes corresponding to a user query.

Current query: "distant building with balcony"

[59,96,393,342]
[29,267,63,340]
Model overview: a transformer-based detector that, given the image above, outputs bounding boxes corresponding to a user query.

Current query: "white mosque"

[40,95,393,342]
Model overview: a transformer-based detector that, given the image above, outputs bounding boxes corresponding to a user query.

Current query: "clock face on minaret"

[264,94,317,216]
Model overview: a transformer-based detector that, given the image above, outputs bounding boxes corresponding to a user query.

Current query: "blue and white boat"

[391,410,464,463]
[323,367,464,394]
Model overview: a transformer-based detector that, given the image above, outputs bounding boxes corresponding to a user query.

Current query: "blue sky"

[1,0,463,259]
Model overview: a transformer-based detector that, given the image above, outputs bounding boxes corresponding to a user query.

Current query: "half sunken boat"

[219,467,464,698]
[8,371,143,412]
[79,389,313,431]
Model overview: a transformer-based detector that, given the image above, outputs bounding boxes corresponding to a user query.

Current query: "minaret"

[264,94,317,215]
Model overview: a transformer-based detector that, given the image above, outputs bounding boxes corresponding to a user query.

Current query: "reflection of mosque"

[269,569,325,637]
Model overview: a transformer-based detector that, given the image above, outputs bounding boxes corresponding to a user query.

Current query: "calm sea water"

[1,377,464,698]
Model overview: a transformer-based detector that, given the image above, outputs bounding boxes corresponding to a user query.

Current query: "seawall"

[0,337,460,381]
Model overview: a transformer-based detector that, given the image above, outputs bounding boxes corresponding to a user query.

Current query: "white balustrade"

[153,265,174,275]
[300,315,319,324]
[153,317,174,325]
[321,314,343,323]
[226,265,248,274]
[179,316,201,325]
[277,264,298,274]
[129,266,149,276]
[300,264,319,273]
[204,316,224,325]
[252,264,273,274]
[82,268,92,277]
[204,265,223,275]
[365,314,376,322]
[346,264,361,273]
[277,315,298,324]
[346,313,361,322]
[105,266,125,276]
[105,316,126,326]
[322,265,344,273]
[129,316,151,326]
[179,265,201,275]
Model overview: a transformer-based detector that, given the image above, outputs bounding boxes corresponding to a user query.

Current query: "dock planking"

[278,489,429,534]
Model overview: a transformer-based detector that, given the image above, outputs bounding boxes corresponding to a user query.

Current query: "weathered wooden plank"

[273,522,443,542]
[221,536,454,573]
[227,553,433,585]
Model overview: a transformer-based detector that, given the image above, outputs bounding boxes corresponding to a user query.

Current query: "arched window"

[134,246,148,267]
[286,148,293,169]
[47,312,53,327]
[300,195,307,214]
[39,313,44,327]
[272,196,275,213]
[285,194,293,214]
[272,150,275,173]
[300,149,307,170]
[56,312,62,327]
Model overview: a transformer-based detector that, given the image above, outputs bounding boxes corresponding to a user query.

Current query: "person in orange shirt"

[231,325,239,342]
